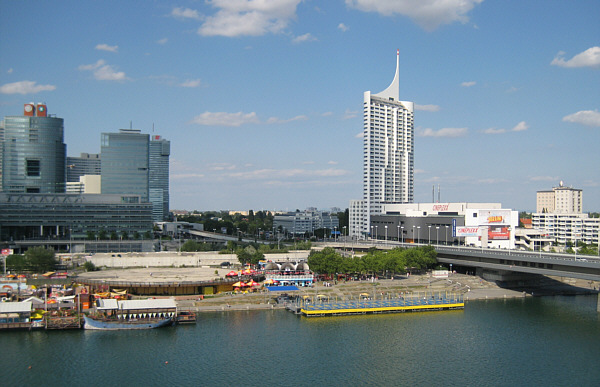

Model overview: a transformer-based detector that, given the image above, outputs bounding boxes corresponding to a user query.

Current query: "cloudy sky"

[1,0,599,212]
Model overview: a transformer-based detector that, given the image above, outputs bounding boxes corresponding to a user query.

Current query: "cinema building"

[370,202,518,249]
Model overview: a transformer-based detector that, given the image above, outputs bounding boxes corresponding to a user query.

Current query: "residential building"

[349,50,414,238]
[66,153,101,182]
[536,181,582,214]
[274,211,339,236]
[1,103,66,193]
[149,135,170,222]
[101,129,149,202]
[532,213,599,246]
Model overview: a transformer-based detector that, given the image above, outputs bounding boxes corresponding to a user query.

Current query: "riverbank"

[175,273,599,312]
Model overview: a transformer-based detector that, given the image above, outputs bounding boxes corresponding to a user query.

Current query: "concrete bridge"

[318,240,600,282]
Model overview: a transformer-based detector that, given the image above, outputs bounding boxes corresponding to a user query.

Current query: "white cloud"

[180,79,202,88]
[189,111,259,127]
[172,173,206,179]
[171,7,201,20]
[338,23,349,32]
[266,115,308,124]
[530,176,559,182]
[461,81,476,87]
[415,104,440,112]
[478,178,507,184]
[95,43,118,53]
[418,127,468,137]
[228,167,350,180]
[198,0,301,37]
[292,33,317,43]
[562,110,600,127]
[321,111,333,117]
[0,80,56,94]
[345,0,483,31]
[551,47,600,68]
[157,38,168,45]
[482,121,528,135]
[512,121,528,132]
[343,109,359,119]
[482,128,506,135]
[327,160,338,165]
[7,68,13,74]
[78,60,128,81]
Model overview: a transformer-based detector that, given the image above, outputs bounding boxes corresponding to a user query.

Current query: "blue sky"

[1,0,599,212]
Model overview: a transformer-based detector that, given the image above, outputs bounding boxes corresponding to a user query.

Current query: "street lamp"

[417,226,421,244]
[436,226,439,245]
[371,226,374,242]
[428,225,431,244]
[401,226,404,245]
[397,225,400,243]
[375,226,378,242]
[412,225,415,243]
[445,225,449,245]
[334,226,337,243]
[385,225,388,245]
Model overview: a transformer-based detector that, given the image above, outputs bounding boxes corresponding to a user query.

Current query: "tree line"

[5,247,58,273]
[308,246,438,277]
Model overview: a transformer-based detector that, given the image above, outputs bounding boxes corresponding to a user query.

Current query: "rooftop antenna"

[432,185,435,203]
[130,121,133,130]
[438,184,441,203]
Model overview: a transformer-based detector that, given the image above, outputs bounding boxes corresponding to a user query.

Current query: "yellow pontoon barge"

[297,292,464,317]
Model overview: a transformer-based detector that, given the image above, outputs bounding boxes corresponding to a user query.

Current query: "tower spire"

[374,49,400,101]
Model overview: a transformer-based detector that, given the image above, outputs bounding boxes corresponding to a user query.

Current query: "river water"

[3,295,599,386]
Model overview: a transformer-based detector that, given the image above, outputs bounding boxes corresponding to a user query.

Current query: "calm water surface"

[3,295,599,386]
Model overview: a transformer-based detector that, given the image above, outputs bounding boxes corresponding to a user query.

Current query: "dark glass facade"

[1,116,66,193]
[149,136,170,222]
[0,193,153,241]
[101,129,149,202]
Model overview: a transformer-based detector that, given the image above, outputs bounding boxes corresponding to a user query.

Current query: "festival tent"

[232,281,247,288]
[225,271,238,277]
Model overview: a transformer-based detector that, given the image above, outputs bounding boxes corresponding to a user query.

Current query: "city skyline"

[1,1,599,212]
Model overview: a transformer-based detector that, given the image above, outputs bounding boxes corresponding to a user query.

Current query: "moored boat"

[83,315,173,330]
[175,310,196,324]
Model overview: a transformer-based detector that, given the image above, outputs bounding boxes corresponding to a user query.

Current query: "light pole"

[436,226,439,245]
[417,226,420,244]
[397,225,400,243]
[375,226,378,242]
[371,226,374,242]
[334,226,337,243]
[428,225,431,244]
[412,225,415,243]
[385,225,388,246]
[401,226,404,245]
[445,225,449,245]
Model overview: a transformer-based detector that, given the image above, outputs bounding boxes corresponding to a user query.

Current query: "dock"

[290,292,464,317]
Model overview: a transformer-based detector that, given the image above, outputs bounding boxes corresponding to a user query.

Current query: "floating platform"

[297,294,464,317]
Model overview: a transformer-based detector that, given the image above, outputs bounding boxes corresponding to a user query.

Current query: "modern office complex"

[273,211,340,236]
[1,103,66,194]
[536,181,582,214]
[66,153,101,182]
[101,129,149,202]
[349,51,414,238]
[149,135,170,222]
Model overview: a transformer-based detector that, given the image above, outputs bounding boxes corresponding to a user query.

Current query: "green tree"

[83,261,97,272]
[6,254,28,272]
[98,229,107,240]
[25,247,57,273]
[86,231,96,240]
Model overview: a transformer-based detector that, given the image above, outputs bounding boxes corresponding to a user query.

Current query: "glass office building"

[1,104,66,193]
[101,129,149,202]
[67,153,101,182]
[149,135,170,222]
[0,193,153,241]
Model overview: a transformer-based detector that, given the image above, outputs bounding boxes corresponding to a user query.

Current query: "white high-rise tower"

[350,50,414,238]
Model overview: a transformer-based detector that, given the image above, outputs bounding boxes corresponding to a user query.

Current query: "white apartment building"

[536,181,582,213]
[532,213,599,246]
[349,50,414,238]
